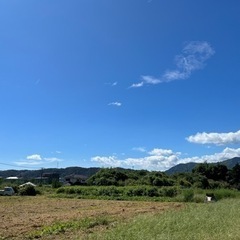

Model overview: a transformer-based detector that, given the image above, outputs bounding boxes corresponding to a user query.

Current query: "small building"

[19,182,37,188]
[6,176,19,180]
[65,174,87,185]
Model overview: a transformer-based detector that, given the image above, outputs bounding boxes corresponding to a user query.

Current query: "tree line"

[86,163,240,190]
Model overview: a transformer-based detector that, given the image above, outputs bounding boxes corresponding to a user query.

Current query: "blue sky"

[1,0,240,171]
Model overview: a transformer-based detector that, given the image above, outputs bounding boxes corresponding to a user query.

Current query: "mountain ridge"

[165,157,240,175]
[1,157,240,178]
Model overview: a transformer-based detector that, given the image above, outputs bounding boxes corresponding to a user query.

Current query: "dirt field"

[0,196,182,239]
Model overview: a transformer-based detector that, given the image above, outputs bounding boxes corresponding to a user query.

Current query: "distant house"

[6,176,19,180]
[65,174,87,185]
[19,182,37,188]
[42,173,60,184]
[35,173,60,184]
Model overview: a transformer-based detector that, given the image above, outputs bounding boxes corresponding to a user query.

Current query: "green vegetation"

[55,185,240,203]
[28,216,112,239]
[55,185,180,201]
[90,198,240,240]
[53,163,240,202]
[19,185,38,196]
[85,163,240,190]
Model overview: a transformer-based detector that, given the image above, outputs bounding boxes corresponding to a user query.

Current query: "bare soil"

[0,196,182,239]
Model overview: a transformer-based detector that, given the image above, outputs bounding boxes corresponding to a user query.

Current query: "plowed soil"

[0,196,182,239]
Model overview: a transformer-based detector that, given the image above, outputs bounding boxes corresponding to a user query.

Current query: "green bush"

[97,186,122,196]
[193,194,205,203]
[159,187,178,197]
[52,180,62,189]
[183,189,194,202]
[212,189,238,200]
[146,187,159,197]
[19,185,37,196]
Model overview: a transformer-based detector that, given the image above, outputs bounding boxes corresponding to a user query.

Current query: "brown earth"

[0,196,182,239]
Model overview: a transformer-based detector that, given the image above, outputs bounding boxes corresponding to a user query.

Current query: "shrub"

[52,180,62,189]
[183,189,194,202]
[146,187,159,197]
[193,194,205,203]
[56,187,65,194]
[19,185,37,196]
[212,189,238,200]
[97,186,121,196]
[159,187,178,198]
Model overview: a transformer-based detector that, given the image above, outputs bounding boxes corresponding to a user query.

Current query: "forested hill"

[165,157,240,175]
[0,167,100,179]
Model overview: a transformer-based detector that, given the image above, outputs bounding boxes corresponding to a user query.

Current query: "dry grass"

[0,196,181,239]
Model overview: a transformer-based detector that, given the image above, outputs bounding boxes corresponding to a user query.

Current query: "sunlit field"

[0,193,240,239]
[90,198,240,240]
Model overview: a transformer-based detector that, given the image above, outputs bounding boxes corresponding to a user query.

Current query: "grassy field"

[90,198,240,240]
[0,191,240,239]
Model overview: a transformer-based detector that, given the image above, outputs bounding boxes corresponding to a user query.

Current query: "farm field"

[0,196,181,239]
[92,198,240,240]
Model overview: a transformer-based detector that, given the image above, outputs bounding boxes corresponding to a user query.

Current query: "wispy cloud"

[26,154,42,161]
[186,130,240,145]
[142,75,161,84]
[129,82,144,88]
[163,41,215,82]
[129,75,161,88]
[105,81,118,86]
[130,41,215,88]
[91,147,240,171]
[108,102,122,107]
[44,157,62,162]
[15,154,62,167]
[132,147,147,152]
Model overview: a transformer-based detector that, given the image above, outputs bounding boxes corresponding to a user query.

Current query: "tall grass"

[89,198,240,240]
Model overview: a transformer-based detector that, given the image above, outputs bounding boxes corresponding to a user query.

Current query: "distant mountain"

[0,167,100,179]
[220,157,240,169]
[165,162,198,175]
[165,157,240,175]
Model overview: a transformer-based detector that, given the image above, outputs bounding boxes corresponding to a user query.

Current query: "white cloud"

[148,148,177,156]
[105,81,118,86]
[91,156,121,167]
[130,41,214,88]
[186,130,240,145]
[15,154,63,167]
[91,147,240,171]
[132,147,146,152]
[108,102,122,107]
[91,148,181,171]
[26,154,42,161]
[130,75,162,88]
[141,75,161,84]
[180,147,240,164]
[44,157,62,162]
[163,41,215,82]
[129,82,144,88]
